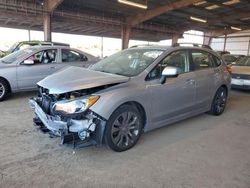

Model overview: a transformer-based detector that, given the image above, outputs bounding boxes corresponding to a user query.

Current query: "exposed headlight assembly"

[54,95,99,114]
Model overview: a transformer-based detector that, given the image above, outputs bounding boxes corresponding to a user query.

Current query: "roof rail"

[129,44,156,48]
[172,43,212,50]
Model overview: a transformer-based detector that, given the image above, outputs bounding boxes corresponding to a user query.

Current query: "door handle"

[50,66,56,69]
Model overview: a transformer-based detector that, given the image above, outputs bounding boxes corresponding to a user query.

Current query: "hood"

[38,66,130,94]
[232,66,250,75]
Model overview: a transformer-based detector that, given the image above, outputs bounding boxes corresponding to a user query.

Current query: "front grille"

[39,87,50,96]
[38,87,53,114]
[231,73,250,80]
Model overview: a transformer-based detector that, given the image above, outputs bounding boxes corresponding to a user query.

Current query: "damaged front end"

[29,86,107,148]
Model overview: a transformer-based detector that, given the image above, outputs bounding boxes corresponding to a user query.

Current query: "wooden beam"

[126,0,201,26]
[46,0,64,12]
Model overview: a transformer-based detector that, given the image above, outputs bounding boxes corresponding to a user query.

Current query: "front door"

[146,50,196,129]
[17,49,59,90]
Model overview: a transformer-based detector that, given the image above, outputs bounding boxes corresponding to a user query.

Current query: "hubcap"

[111,111,140,148]
[0,83,5,98]
[215,90,226,113]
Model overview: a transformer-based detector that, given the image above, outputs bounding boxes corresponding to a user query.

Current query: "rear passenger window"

[61,49,88,62]
[213,56,222,67]
[190,51,214,71]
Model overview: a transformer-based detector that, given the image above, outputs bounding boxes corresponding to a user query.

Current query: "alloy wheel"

[111,111,140,149]
[0,83,5,98]
[215,90,227,114]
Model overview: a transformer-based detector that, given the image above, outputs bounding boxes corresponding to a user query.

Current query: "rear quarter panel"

[0,63,18,91]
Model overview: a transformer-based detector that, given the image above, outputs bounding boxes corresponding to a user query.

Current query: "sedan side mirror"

[160,67,179,84]
[23,59,34,65]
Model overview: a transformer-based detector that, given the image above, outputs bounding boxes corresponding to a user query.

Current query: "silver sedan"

[0,46,99,101]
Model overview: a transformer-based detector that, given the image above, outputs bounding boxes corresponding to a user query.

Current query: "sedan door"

[17,49,59,90]
[146,50,196,130]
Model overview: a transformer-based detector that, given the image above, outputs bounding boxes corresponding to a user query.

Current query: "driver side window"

[24,49,57,65]
[146,50,189,80]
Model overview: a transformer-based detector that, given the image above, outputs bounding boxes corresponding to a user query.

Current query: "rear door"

[189,50,215,109]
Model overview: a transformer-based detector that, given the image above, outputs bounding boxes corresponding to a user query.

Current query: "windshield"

[0,48,35,64]
[235,56,250,66]
[90,49,164,77]
[7,42,19,53]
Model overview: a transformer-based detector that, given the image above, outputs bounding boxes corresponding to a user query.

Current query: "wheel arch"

[112,101,147,130]
[217,84,228,97]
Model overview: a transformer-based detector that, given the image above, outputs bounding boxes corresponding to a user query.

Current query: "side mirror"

[160,66,179,84]
[23,59,34,65]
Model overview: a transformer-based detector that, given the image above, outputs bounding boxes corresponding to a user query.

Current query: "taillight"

[227,66,232,74]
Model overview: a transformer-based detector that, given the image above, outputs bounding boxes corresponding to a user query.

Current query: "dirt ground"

[0,90,250,188]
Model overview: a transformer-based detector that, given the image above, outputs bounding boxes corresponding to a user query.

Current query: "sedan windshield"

[235,56,250,66]
[90,49,164,77]
[0,48,35,64]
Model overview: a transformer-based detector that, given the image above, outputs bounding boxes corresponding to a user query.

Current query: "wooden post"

[43,13,52,41]
[203,32,212,46]
[172,34,179,46]
[121,25,131,49]
[223,35,227,51]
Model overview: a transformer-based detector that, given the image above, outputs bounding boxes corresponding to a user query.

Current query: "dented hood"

[38,66,130,94]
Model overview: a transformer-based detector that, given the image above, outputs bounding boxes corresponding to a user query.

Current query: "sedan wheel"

[0,79,9,102]
[0,83,5,98]
[105,105,143,152]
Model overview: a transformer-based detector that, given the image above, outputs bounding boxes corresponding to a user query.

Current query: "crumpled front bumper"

[29,98,67,135]
[29,98,106,147]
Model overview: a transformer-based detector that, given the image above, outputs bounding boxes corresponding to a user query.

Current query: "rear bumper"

[231,78,250,90]
[29,98,106,147]
[231,84,250,90]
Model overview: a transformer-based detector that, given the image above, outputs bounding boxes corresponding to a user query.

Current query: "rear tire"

[209,87,227,116]
[105,105,143,152]
[0,79,10,102]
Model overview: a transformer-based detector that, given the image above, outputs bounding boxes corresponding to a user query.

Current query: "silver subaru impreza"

[30,45,231,152]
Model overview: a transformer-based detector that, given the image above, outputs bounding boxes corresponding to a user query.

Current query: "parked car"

[222,54,245,66]
[216,51,230,56]
[0,46,99,101]
[231,56,250,90]
[29,45,231,152]
[0,41,69,58]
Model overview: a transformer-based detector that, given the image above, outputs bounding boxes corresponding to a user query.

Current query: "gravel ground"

[0,90,250,188]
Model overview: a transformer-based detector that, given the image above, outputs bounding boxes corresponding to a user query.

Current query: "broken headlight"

[54,95,99,114]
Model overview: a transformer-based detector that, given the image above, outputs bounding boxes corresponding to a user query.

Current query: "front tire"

[0,79,10,102]
[105,105,143,152]
[209,87,227,116]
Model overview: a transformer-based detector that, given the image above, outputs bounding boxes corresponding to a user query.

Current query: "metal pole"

[223,35,227,51]
[101,37,103,58]
[247,37,250,55]
[28,29,31,41]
